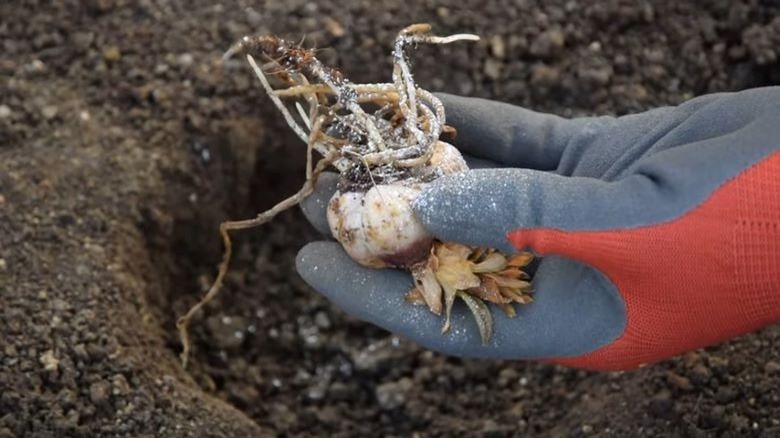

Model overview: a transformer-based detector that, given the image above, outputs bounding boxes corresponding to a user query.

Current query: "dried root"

[176,149,336,368]
[177,24,532,367]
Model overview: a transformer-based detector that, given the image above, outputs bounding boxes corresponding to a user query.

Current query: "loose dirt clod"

[177,24,533,367]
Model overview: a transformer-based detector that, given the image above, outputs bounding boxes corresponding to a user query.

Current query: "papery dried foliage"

[408,242,533,344]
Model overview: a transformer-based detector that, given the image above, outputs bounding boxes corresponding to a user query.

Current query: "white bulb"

[328,184,433,268]
[327,141,468,269]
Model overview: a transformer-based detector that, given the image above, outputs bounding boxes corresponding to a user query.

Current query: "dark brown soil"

[2,1,780,436]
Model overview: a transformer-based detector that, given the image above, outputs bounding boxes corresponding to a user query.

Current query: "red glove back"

[508,152,780,370]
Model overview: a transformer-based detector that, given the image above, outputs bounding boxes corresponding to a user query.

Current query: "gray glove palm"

[296,89,780,367]
[296,94,629,360]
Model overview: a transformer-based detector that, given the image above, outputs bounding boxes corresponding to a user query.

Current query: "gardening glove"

[296,87,780,371]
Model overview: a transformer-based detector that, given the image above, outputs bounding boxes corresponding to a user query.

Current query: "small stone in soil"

[649,390,673,418]
[666,371,692,391]
[375,377,413,410]
[689,364,712,385]
[89,381,110,404]
[40,350,59,371]
[764,361,780,374]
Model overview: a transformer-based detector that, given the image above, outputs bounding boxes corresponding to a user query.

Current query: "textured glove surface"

[297,88,780,370]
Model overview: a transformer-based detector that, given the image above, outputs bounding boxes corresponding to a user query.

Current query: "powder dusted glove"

[296,88,780,371]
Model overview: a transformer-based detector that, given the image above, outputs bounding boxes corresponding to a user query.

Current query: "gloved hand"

[296,88,780,371]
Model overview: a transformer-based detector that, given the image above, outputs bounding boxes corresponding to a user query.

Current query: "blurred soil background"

[2,0,780,436]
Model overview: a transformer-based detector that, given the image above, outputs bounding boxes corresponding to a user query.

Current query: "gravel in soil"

[2,0,780,436]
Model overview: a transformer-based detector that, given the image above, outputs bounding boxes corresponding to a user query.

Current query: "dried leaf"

[440,284,458,334]
[468,276,508,304]
[422,242,533,343]
[457,291,493,345]
[434,243,481,290]
[412,265,443,315]
[497,303,517,318]
[437,242,473,261]
[472,252,507,273]
[468,247,489,262]
[435,261,481,290]
[405,288,426,305]
[495,267,528,279]
[427,245,440,270]
[484,273,530,289]
[507,252,534,267]
[500,287,533,304]
[420,269,443,315]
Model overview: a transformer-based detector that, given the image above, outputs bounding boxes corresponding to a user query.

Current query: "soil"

[2,0,780,436]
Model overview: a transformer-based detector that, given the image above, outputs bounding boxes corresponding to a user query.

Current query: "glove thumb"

[413,168,646,268]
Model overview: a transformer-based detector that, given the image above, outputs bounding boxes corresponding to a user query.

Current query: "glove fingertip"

[295,241,333,280]
[300,172,339,236]
[414,170,517,252]
[412,178,453,235]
